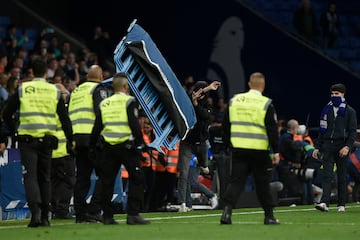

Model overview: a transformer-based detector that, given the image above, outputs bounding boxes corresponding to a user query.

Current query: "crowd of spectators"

[0,21,114,111]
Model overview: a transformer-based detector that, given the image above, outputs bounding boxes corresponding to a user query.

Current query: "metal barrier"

[103,19,196,152]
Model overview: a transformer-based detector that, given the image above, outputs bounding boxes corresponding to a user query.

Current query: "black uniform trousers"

[18,139,52,219]
[100,141,144,219]
[73,146,103,218]
[51,155,76,216]
[223,148,275,216]
[212,151,231,208]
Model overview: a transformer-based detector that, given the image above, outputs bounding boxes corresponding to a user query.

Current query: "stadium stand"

[239,0,360,76]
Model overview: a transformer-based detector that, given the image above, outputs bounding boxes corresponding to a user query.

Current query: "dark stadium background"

[8,0,360,129]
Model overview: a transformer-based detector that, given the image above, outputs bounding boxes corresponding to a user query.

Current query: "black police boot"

[28,207,41,228]
[86,212,104,223]
[264,207,280,225]
[75,213,97,224]
[264,216,280,225]
[126,215,150,225]
[103,218,119,225]
[40,217,51,227]
[40,209,51,227]
[220,205,232,224]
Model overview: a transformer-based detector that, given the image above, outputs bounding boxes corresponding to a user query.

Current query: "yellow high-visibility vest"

[68,82,98,134]
[229,91,271,150]
[100,93,132,145]
[18,80,59,137]
[52,115,69,158]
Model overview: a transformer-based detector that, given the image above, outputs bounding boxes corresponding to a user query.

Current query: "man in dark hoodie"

[177,79,221,212]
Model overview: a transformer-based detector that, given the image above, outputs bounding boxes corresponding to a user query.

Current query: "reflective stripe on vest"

[229,91,270,150]
[151,152,164,172]
[150,145,179,173]
[153,146,167,172]
[141,129,153,167]
[18,80,59,137]
[52,115,68,158]
[141,129,161,170]
[68,82,98,134]
[165,141,179,173]
[100,94,132,145]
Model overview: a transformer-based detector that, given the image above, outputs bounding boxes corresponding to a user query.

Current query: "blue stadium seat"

[22,40,35,51]
[336,38,349,48]
[311,2,323,13]
[0,16,10,27]
[324,49,341,59]
[349,61,360,73]
[260,0,296,11]
[15,28,23,39]
[340,25,354,37]
[277,11,294,27]
[345,15,360,25]
[0,26,6,38]
[349,37,360,48]
[340,49,358,61]
[242,0,265,10]
[25,28,39,41]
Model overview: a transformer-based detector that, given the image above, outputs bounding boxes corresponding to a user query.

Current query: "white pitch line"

[147,204,360,221]
[1,205,359,229]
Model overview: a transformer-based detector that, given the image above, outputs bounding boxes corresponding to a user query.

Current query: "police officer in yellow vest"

[0,58,73,227]
[90,72,150,225]
[68,64,110,223]
[220,72,281,225]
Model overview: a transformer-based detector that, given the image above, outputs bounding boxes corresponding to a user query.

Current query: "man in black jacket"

[313,83,357,212]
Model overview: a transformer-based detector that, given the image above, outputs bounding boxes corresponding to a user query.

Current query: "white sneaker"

[200,167,210,175]
[315,202,329,212]
[337,206,345,212]
[209,194,218,209]
[178,203,189,213]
